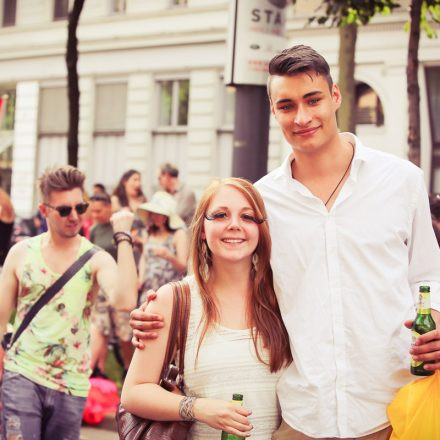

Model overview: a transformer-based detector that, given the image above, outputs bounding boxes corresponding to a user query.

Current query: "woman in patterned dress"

[137,191,189,304]
[122,178,292,439]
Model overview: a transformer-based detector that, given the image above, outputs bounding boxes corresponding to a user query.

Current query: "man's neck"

[43,230,81,251]
[291,133,353,181]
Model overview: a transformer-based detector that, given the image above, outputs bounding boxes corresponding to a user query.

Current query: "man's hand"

[406,310,440,372]
[129,291,164,349]
[111,210,134,234]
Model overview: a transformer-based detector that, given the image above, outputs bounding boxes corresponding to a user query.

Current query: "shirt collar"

[273,132,371,183]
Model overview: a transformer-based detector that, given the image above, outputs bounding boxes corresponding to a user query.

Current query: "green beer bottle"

[221,394,244,440]
[411,285,436,376]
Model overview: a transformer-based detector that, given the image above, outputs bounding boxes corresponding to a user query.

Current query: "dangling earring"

[252,253,259,274]
[200,241,210,283]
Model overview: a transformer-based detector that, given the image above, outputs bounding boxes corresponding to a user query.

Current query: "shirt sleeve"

[408,172,440,311]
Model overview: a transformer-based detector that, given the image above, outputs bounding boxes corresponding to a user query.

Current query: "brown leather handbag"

[116,280,192,440]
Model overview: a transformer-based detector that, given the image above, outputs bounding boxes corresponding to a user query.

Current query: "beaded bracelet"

[113,231,133,246]
[178,396,197,422]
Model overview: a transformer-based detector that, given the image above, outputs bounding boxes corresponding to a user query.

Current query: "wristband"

[113,231,133,246]
[178,396,197,422]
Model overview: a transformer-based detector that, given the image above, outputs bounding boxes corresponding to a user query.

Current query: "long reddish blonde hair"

[190,177,292,372]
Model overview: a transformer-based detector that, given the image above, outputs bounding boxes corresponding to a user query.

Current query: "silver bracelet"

[178,396,197,422]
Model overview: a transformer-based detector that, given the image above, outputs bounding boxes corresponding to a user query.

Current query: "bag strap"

[160,280,191,379]
[3,246,99,350]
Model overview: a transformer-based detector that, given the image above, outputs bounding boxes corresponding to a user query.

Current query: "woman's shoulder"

[148,282,174,315]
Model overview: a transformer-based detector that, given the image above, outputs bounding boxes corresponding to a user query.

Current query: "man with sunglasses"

[0,166,138,440]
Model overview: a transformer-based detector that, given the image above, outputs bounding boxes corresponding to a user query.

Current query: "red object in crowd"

[82,377,120,425]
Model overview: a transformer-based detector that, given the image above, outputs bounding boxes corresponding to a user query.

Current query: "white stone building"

[0,0,439,217]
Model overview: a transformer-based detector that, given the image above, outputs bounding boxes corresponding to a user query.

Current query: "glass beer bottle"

[411,285,436,376]
[221,394,244,440]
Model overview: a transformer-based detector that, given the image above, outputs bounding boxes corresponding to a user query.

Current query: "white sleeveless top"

[182,275,284,439]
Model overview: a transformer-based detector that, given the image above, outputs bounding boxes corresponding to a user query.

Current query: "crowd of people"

[0,45,439,440]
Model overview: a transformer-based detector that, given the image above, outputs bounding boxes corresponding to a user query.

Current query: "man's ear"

[38,203,49,218]
[332,83,342,110]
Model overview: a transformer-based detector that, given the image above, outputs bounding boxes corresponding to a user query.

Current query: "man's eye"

[308,98,321,105]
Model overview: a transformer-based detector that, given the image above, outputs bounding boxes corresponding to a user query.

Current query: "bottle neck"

[417,291,431,315]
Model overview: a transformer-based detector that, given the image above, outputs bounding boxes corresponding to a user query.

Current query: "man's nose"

[294,104,311,125]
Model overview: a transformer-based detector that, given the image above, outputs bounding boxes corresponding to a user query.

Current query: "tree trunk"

[337,24,357,134]
[66,0,85,167]
[407,0,422,166]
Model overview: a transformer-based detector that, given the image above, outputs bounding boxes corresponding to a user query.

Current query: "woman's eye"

[205,212,228,221]
[242,214,256,222]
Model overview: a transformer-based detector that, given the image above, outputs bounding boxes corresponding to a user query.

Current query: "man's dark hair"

[160,162,179,178]
[90,193,111,205]
[93,183,106,193]
[38,165,85,201]
[267,44,333,98]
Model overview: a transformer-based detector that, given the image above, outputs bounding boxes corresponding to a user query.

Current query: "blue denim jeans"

[1,370,86,440]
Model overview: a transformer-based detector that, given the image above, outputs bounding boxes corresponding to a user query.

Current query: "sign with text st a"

[225,0,288,86]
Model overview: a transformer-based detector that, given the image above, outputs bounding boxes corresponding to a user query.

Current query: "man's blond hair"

[38,165,85,201]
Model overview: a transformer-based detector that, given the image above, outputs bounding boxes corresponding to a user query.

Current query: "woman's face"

[124,173,141,197]
[202,186,259,265]
[150,212,168,228]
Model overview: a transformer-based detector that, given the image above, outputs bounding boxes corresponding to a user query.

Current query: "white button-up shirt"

[255,135,440,438]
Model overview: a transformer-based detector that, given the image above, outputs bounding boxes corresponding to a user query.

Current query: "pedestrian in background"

[111,169,146,213]
[0,188,15,269]
[137,191,189,305]
[88,193,134,378]
[158,162,196,227]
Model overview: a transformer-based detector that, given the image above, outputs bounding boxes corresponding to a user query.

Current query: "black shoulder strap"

[3,246,99,351]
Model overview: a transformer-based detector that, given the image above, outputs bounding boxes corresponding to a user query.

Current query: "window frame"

[2,0,17,27]
[155,77,190,130]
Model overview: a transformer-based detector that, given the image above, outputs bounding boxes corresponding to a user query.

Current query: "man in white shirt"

[129,45,440,440]
[256,44,440,440]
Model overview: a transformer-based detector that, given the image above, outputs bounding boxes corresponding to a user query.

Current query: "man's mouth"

[294,127,319,136]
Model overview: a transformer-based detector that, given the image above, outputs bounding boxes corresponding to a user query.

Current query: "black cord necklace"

[324,142,355,207]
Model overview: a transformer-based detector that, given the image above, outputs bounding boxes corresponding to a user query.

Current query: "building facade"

[0,0,439,217]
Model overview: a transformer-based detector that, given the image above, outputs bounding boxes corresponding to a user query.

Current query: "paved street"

[80,415,118,440]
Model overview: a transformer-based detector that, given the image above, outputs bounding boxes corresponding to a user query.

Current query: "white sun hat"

[137,191,185,230]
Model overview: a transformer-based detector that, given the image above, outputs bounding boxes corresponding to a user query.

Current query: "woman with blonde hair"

[121,177,291,439]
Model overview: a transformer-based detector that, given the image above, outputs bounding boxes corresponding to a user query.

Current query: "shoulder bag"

[116,279,192,440]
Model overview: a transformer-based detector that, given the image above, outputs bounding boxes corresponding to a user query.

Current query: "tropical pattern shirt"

[4,235,95,397]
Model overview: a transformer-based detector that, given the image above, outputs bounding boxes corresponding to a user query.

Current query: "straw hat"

[137,191,185,230]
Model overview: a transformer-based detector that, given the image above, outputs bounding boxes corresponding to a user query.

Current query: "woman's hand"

[193,398,253,437]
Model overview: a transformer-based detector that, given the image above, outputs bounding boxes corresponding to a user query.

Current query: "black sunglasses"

[44,202,89,217]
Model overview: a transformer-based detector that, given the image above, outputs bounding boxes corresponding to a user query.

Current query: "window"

[157,79,189,127]
[94,83,127,134]
[110,0,126,14]
[355,82,384,126]
[2,0,16,27]
[0,89,15,130]
[39,87,68,135]
[53,0,69,20]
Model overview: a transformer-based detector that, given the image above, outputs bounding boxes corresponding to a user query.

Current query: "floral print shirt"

[4,235,95,397]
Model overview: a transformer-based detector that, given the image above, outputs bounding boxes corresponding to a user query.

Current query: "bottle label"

[411,330,423,367]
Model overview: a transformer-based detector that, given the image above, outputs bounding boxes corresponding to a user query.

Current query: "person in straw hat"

[137,191,189,304]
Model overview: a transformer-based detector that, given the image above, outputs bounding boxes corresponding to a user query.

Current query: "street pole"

[231,85,270,182]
